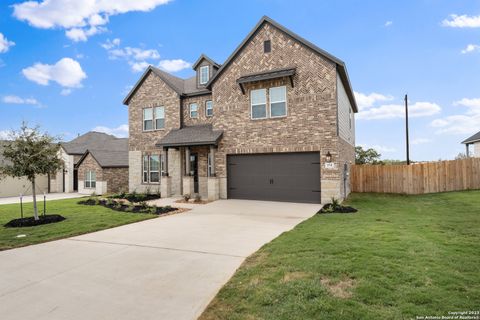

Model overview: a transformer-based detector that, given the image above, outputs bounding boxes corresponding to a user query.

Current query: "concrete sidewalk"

[0,193,85,205]
[0,199,320,320]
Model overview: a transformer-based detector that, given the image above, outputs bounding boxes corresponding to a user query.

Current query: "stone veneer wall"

[211,22,344,202]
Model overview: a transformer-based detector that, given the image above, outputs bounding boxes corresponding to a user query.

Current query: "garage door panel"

[227,152,321,204]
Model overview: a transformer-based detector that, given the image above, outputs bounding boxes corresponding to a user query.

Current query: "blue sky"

[0,0,479,161]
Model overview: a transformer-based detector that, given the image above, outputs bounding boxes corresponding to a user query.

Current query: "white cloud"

[129,61,150,72]
[461,44,480,54]
[431,98,480,134]
[158,59,191,72]
[0,33,15,53]
[354,91,393,110]
[0,130,12,140]
[384,21,393,27]
[442,14,480,28]
[411,138,431,145]
[359,144,396,153]
[2,95,40,105]
[92,124,128,138]
[357,101,441,120]
[13,0,171,41]
[101,38,190,73]
[60,88,72,96]
[22,57,87,89]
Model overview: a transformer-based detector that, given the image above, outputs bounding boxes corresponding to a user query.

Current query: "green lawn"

[200,191,480,320]
[0,198,157,250]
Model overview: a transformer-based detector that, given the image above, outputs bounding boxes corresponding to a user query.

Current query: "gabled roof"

[206,15,358,112]
[62,132,128,166]
[76,149,128,168]
[123,66,211,105]
[462,130,480,144]
[156,124,223,147]
[192,54,221,70]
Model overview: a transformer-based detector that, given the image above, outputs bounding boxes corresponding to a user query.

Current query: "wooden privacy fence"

[350,158,480,194]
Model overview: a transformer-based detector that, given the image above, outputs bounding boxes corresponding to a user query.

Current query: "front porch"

[157,124,223,201]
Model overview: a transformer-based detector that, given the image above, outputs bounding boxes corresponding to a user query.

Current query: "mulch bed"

[78,198,177,215]
[318,203,358,214]
[4,214,66,228]
[109,193,161,203]
[175,199,211,205]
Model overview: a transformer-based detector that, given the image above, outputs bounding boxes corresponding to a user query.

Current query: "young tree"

[0,123,63,220]
[355,146,383,165]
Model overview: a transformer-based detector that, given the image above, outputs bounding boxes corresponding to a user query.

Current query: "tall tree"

[355,146,383,165]
[0,123,63,220]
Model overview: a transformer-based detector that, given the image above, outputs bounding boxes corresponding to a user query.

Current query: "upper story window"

[205,100,213,117]
[251,89,267,119]
[143,108,153,130]
[269,86,287,117]
[199,66,209,84]
[143,107,165,131]
[155,106,165,129]
[84,170,96,188]
[190,103,198,118]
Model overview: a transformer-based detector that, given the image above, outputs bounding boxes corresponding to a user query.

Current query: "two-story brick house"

[124,16,357,204]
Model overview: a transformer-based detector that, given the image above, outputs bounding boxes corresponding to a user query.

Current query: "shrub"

[183,194,191,202]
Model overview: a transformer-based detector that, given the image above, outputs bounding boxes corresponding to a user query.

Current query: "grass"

[0,197,157,250]
[200,191,480,320]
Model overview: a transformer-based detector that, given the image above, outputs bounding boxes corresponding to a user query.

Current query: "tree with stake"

[0,123,63,221]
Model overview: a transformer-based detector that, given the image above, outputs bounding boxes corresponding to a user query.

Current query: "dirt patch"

[320,277,356,299]
[282,271,311,282]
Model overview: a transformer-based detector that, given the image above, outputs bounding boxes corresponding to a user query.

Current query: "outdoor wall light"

[326,151,332,163]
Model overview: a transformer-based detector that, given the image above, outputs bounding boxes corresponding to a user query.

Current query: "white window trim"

[85,170,96,189]
[269,86,287,118]
[199,66,209,85]
[154,106,165,130]
[205,100,213,117]
[190,103,198,118]
[142,154,161,184]
[149,155,160,183]
[143,107,154,131]
[250,88,268,120]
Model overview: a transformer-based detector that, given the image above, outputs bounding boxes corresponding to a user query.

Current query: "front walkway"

[0,192,84,205]
[0,199,320,320]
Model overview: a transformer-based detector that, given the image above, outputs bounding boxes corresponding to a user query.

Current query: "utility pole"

[405,94,410,165]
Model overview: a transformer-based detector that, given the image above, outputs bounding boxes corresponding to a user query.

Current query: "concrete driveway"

[0,200,320,320]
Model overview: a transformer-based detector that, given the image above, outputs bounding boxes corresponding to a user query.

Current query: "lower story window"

[85,170,96,188]
[143,154,160,183]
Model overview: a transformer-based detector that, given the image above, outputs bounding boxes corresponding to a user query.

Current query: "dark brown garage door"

[227,152,321,203]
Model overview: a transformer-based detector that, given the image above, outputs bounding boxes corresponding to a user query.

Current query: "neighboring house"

[50,132,129,195]
[0,140,49,197]
[462,131,480,158]
[124,16,357,204]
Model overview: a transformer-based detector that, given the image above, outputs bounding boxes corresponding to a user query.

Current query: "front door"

[73,169,78,191]
[190,153,199,193]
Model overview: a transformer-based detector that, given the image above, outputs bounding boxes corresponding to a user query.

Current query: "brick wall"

[182,94,213,126]
[103,167,129,194]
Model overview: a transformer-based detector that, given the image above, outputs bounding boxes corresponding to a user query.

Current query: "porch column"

[466,144,470,157]
[207,145,219,201]
[185,147,190,175]
[163,147,169,176]
[209,145,216,177]
[183,146,194,196]
[161,147,172,197]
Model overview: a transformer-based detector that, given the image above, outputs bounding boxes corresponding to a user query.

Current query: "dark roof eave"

[155,140,221,148]
[237,68,296,84]
[182,90,212,97]
[462,138,480,144]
